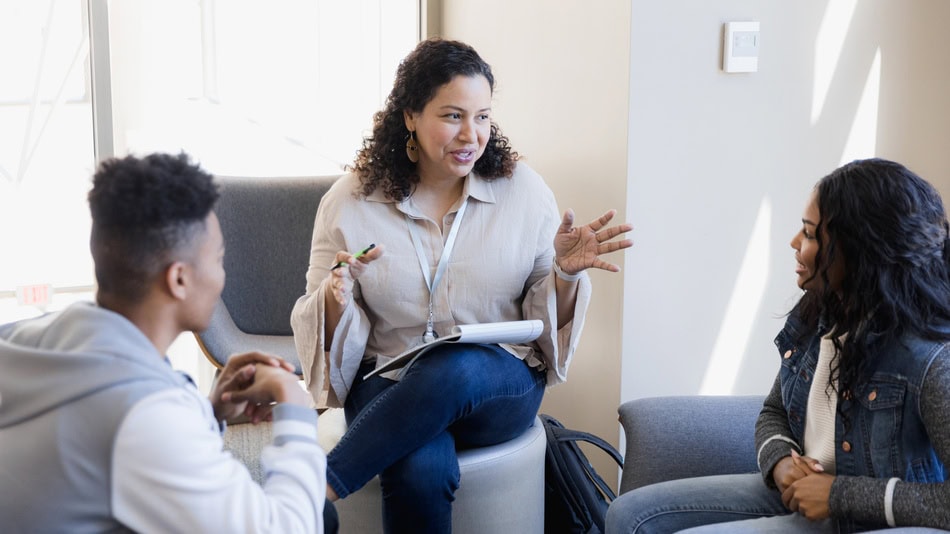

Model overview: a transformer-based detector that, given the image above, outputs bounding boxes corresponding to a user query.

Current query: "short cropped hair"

[88,153,219,302]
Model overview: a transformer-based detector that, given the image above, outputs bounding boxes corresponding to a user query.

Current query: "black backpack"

[540,414,624,534]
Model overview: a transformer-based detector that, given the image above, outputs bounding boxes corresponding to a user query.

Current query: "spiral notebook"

[364,319,544,379]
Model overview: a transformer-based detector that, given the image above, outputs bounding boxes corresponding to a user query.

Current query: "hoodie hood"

[0,301,185,428]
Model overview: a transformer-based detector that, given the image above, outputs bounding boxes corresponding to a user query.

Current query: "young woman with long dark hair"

[607,158,950,533]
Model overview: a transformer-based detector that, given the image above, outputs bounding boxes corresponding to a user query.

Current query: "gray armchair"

[615,395,943,533]
[196,175,339,374]
[198,174,546,534]
[618,395,763,494]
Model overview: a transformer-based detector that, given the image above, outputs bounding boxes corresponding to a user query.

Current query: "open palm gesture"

[554,208,633,275]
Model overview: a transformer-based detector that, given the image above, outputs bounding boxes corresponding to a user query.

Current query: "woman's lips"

[451,149,475,163]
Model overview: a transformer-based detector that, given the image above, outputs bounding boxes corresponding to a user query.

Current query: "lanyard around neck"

[406,196,469,341]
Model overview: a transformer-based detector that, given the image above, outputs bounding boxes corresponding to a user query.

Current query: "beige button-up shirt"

[291,163,591,407]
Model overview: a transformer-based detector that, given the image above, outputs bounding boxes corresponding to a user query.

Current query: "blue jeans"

[326,343,546,534]
[605,473,834,534]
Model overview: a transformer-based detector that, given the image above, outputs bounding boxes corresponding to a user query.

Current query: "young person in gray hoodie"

[0,153,331,533]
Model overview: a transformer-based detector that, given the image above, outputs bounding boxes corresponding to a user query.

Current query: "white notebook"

[364,320,545,379]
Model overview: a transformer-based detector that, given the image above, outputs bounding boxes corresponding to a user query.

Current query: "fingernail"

[791,449,800,458]
[813,464,824,472]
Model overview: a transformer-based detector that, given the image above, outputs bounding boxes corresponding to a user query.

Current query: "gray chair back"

[618,395,764,493]
[195,175,340,374]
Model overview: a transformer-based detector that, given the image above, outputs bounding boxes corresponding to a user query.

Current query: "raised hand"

[554,209,633,276]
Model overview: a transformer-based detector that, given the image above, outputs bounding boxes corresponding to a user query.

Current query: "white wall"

[623,0,950,404]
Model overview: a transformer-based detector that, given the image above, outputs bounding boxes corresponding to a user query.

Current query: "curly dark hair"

[352,38,518,201]
[796,158,950,402]
[88,152,219,302]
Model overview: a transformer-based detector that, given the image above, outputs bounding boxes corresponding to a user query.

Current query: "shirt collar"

[366,172,498,211]
[464,172,496,204]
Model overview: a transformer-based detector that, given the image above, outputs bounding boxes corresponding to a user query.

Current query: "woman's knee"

[606,488,662,534]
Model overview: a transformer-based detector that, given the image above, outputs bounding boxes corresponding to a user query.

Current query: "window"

[102,0,419,176]
[1,0,420,390]
[0,1,95,324]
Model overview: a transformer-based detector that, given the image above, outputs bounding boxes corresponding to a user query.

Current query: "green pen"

[330,243,376,270]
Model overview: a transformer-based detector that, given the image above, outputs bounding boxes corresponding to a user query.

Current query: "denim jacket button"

[842,441,852,452]
[868,390,877,402]
[784,350,793,359]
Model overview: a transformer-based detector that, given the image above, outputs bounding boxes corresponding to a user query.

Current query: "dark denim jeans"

[326,343,546,534]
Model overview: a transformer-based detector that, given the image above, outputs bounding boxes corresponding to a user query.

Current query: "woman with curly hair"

[292,38,632,532]
[606,158,950,533]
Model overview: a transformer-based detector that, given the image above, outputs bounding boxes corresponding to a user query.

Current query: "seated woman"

[606,158,950,533]
[291,38,632,533]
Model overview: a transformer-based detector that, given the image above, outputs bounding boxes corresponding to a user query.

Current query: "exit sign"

[16,284,52,307]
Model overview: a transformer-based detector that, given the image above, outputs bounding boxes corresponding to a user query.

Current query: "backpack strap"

[550,426,624,467]
[552,429,622,501]
[539,414,624,502]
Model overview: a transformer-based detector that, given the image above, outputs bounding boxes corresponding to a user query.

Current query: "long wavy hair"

[351,38,518,201]
[796,158,950,401]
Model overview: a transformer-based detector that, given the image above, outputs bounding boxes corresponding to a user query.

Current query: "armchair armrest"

[618,395,764,494]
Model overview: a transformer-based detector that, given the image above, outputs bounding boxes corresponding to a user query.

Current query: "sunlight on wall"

[700,197,772,395]
[839,47,881,165]
[811,0,858,125]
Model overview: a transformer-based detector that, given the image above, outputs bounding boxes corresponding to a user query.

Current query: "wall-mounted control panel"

[723,21,760,73]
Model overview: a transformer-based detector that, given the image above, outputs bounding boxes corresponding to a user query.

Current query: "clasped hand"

[554,208,634,275]
[773,450,835,520]
[209,352,303,424]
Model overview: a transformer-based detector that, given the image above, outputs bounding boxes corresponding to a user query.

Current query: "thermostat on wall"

[723,21,760,73]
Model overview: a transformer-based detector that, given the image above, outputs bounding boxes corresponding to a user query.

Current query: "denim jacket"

[773,308,947,482]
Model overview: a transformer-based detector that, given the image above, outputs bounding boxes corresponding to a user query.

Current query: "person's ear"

[165,261,188,301]
[403,109,416,132]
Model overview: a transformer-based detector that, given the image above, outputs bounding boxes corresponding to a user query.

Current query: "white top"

[113,389,327,533]
[803,335,839,473]
[291,162,592,407]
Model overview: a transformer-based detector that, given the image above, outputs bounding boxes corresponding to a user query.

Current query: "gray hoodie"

[0,302,187,532]
[0,302,326,533]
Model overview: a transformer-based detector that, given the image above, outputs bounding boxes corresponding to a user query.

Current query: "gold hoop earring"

[406,131,419,163]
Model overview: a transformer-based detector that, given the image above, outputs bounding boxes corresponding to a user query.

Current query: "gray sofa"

[614,395,946,533]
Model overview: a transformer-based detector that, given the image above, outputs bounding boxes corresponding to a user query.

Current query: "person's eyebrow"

[439,105,492,113]
[802,218,818,226]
